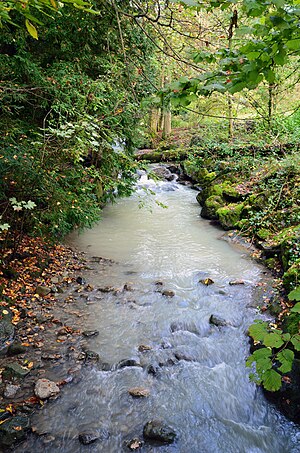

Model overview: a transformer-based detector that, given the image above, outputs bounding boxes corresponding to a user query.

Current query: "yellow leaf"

[2,310,9,315]
[25,19,38,40]
[50,0,58,8]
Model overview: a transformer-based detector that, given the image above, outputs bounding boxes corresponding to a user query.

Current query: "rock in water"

[34,378,60,400]
[209,314,229,327]
[128,387,150,397]
[199,278,214,286]
[162,290,175,297]
[82,330,99,338]
[78,429,110,445]
[0,416,30,448]
[143,420,177,444]
[127,438,144,450]
[229,280,245,285]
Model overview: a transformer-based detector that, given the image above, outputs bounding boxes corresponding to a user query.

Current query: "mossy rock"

[257,228,272,241]
[282,312,300,335]
[201,195,225,220]
[264,257,278,270]
[283,261,300,291]
[216,202,245,230]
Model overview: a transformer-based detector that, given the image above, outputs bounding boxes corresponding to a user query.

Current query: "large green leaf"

[291,334,300,351]
[263,332,285,348]
[262,369,282,391]
[288,287,300,302]
[277,349,294,373]
[248,320,269,341]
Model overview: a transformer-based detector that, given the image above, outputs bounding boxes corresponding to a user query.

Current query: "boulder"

[152,167,175,181]
[143,420,177,444]
[34,378,60,400]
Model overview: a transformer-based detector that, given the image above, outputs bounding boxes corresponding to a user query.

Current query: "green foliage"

[288,287,300,302]
[247,319,300,391]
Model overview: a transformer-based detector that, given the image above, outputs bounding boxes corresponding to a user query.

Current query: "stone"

[229,280,245,286]
[138,344,152,353]
[7,342,27,356]
[84,350,100,362]
[34,378,60,400]
[152,167,175,181]
[0,416,30,447]
[51,276,60,284]
[199,278,214,286]
[170,321,199,335]
[209,314,229,327]
[143,420,176,444]
[117,359,141,369]
[128,387,150,398]
[0,320,14,353]
[4,384,20,398]
[35,286,51,296]
[124,282,134,291]
[78,429,110,445]
[76,276,86,285]
[82,330,99,338]
[162,290,175,297]
[98,286,115,293]
[3,363,30,380]
[127,438,144,450]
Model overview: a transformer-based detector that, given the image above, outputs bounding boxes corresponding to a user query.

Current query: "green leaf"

[288,287,300,302]
[263,332,284,348]
[277,349,294,373]
[291,302,300,313]
[282,333,291,342]
[25,19,38,39]
[266,69,276,83]
[286,40,300,51]
[291,334,300,351]
[248,320,269,341]
[262,369,282,391]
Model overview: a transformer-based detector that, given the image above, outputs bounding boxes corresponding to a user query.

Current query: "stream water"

[19,172,300,452]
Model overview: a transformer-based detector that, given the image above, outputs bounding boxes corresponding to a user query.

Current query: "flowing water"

[19,172,300,452]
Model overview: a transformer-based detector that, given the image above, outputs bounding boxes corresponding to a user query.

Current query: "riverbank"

[0,238,96,449]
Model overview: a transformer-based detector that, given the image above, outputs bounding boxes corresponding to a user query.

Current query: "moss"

[217,202,245,230]
[201,195,225,220]
[282,313,300,335]
[283,260,300,291]
[257,228,272,240]
[265,257,278,270]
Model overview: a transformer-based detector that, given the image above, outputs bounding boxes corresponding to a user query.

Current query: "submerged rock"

[229,280,245,286]
[76,276,86,285]
[34,378,60,400]
[170,321,199,335]
[0,416,30,448]
[143,420,177,444]
[78,428,110,445]
[84,350,100,362]
[3,362,30,380]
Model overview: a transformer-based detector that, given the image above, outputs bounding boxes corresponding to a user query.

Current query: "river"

[18,172,300,452]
